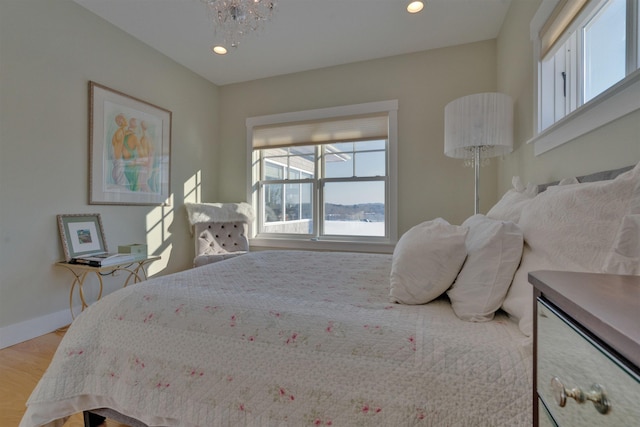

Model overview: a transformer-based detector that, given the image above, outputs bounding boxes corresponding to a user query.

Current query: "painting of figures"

[89,82,171,205]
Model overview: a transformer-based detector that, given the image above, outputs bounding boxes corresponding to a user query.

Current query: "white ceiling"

[73,0,512,86]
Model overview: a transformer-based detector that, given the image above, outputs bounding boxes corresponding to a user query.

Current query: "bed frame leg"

[83,411,106,427]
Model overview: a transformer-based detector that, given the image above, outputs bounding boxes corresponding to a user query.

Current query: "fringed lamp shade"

[444,92,513,160]
[444,92,513,214]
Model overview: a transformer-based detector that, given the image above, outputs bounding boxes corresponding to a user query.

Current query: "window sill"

[529,69,640,156]
[250,237,395,254]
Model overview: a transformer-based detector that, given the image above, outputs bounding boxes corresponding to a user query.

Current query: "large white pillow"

[487,176,538,223]
[604,214,640,275]
[390,218,468,305]
[503,162,640,336]
[447,215,524,322]
[501,244,562,336]
[519,163,640,272]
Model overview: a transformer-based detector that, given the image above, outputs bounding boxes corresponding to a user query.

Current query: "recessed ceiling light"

[212,46,228,55]
[407,1,424,13]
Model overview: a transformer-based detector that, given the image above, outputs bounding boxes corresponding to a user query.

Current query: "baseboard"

[0,307,77,349]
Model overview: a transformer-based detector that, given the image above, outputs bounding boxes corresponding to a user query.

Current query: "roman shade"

[539,0,590,59]
[252,112,389,149]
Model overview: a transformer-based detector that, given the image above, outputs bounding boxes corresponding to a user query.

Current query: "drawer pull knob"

[550,377,611,414]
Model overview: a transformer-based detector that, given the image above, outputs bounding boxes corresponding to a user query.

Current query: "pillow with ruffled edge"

[487,176,538,223]
[390,218,468,305]
[447,215,524,322]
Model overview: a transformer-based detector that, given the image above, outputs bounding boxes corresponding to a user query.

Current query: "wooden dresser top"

[529,270,640,370]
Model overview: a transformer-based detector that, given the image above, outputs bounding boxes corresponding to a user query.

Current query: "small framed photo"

[89,81,171,205]
[57,213,108,262]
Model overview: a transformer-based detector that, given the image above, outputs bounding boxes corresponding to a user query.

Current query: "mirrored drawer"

[538,398,557,427]
[537,300,640,426]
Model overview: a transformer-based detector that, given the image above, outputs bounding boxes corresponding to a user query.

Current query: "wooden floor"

[0,329,128,427]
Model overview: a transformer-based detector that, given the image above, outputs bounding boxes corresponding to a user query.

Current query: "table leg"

[123,267,141,287]
[69,276,78,318]
[57,258,158,318]
[69,271,103,319]
[123,261,148,287]
[135,261,149,280]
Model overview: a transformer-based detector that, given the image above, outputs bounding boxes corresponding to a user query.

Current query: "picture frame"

[57,213,108,262]
[89,81,171,205]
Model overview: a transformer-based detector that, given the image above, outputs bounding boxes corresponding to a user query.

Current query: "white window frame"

[246,100,398,253]
[530,0,640,155]
[261,158,313,226]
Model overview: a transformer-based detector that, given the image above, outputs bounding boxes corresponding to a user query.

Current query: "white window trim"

[530,68,640,155]
[246,100,398,253]
[529,0,640,156]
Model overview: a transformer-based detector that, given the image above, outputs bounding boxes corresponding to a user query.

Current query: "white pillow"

[487,176,538,223]
[447,215,524,322]
[519,163,640,272]
[501,244,561,336]
[390,218,468,305]
[504,162,640,336]
[604,214,640,275]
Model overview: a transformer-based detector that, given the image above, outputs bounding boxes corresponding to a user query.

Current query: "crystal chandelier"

[202,0,276,52]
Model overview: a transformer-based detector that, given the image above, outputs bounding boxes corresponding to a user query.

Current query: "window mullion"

[351,147,357,178]
[628,0,639,72]
[540,55,556,130]
[555,46,567,121]
[322,176,386,183]
[314,145,321,238]
[566,32,578,113]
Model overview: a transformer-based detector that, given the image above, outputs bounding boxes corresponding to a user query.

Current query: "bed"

[20,163,639,427]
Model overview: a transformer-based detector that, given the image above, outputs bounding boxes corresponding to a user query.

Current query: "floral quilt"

[21,250,532,427]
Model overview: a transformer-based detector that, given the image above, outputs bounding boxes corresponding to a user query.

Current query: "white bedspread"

[22,251,532,426]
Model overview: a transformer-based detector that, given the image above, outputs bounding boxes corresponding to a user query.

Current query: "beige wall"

[496,0,640,193]
[0,0,219,341]
[218,41,499,234]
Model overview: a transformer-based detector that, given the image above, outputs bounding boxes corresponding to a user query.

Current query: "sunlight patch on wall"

[184,170,202,203]
[146,194,174,274]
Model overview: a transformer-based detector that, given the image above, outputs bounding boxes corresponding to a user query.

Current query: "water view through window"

[259,142,387,237]
[323,181,385,236]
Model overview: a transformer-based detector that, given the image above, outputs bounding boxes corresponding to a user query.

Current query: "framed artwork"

[89,81,172,205]
[57,213,108,262]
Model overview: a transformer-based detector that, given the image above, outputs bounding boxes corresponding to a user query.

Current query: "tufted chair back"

[193,221,249,267]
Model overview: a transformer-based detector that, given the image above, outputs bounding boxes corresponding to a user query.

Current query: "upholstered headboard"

[537,165,635,193]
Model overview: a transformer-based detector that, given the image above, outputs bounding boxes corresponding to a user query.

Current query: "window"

[262,147,314,226]
[247,101,398,250]
[531,0,640,154]
[583,0,627,101]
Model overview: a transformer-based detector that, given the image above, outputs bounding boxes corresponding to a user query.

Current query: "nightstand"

[529,270,640,426]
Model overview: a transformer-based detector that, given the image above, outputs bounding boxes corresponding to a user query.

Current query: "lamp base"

[474,146,480,215]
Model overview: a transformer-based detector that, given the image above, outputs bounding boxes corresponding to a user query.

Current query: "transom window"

[531,0,640,154]
[247,101,398,248]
